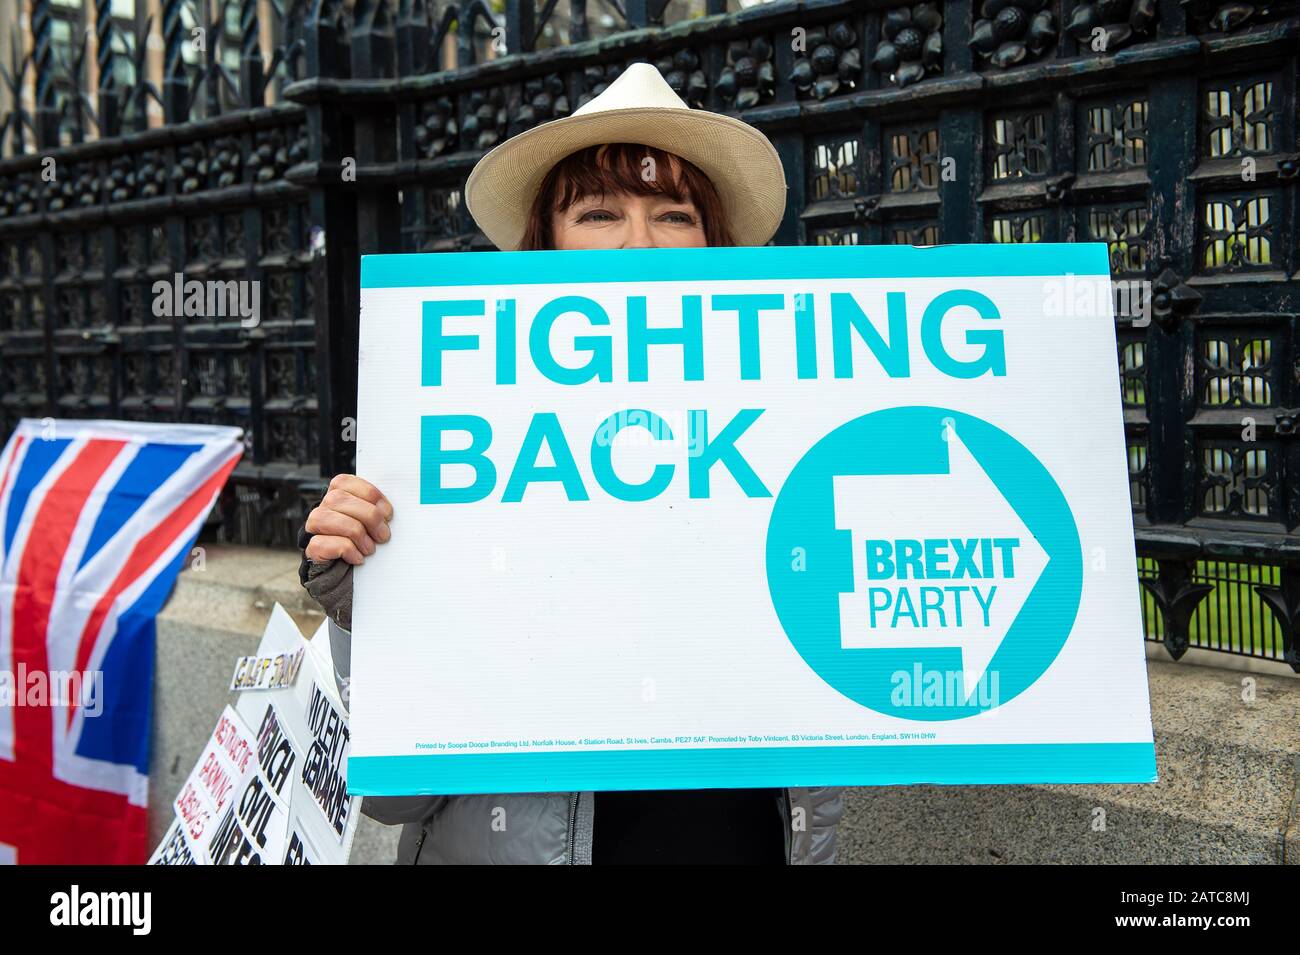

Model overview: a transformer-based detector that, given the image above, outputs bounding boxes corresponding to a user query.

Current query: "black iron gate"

[0,0,1297,666]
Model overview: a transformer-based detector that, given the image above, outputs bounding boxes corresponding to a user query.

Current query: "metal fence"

[0,0,1297,668]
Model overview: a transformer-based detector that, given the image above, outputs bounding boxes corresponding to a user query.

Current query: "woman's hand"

[304,474,393,566]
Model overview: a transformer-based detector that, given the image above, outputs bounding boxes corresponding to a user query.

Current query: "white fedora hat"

[463,62,788,251]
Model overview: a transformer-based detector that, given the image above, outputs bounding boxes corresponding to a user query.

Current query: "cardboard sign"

[150,606,362,864]
[300,681,352,843]
[148,816,202,866]
[281,824,320,865]
[204,701,295,865]
[172,706,255,856]
[350,244,1157,795]
[226,607,361,862]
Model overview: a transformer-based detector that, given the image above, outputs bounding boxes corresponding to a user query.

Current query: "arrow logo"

[832,422,1049,703]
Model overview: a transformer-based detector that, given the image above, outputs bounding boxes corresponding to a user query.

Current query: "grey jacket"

[303,556,845,864]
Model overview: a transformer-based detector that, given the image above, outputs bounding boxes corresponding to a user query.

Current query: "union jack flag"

[0,419,243,864]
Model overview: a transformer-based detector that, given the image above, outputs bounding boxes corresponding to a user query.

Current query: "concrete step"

[158,542,325,640]
[836,660,1300,864]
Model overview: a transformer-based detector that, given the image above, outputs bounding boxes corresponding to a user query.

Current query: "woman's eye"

[661,211,698,225]
[578,210,617,222]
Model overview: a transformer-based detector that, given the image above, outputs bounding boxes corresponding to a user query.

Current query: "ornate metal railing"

[0,0,1297,668]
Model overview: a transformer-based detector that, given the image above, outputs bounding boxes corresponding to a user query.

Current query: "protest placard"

[231,607,360,862]
[171,706,255,856]
[300,680,352,843]
[349,243,1157,795]
[147,816,202,866]
[281,825,320,865]
[204,701,294,865]
[206,768,289,865]
[150,605,362,864]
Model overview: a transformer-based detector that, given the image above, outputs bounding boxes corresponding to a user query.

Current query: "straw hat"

[463,62,787,250]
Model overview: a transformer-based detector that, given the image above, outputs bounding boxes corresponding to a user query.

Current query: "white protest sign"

[299,680,352,844]
[148,815,203,866]
[230,605,360,861]
[172,705,255,855]
[167,703,293,865]
[206,752,290,865]
[150,605,361,864]
[349,244,1157,795]
[281,823,321,865]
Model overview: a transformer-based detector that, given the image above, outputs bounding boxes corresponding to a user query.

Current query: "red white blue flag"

[0,419,243,863]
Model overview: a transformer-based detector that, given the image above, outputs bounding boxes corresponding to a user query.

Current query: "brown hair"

[519,143,735,250]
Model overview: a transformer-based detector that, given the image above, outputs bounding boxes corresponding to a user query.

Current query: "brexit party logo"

[766,407,1083,720]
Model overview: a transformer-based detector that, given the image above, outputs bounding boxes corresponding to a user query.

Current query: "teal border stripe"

[360,242,1111,289]
[348,742,1157,795]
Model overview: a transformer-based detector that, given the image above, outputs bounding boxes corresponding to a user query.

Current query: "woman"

[299,63,845,864]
